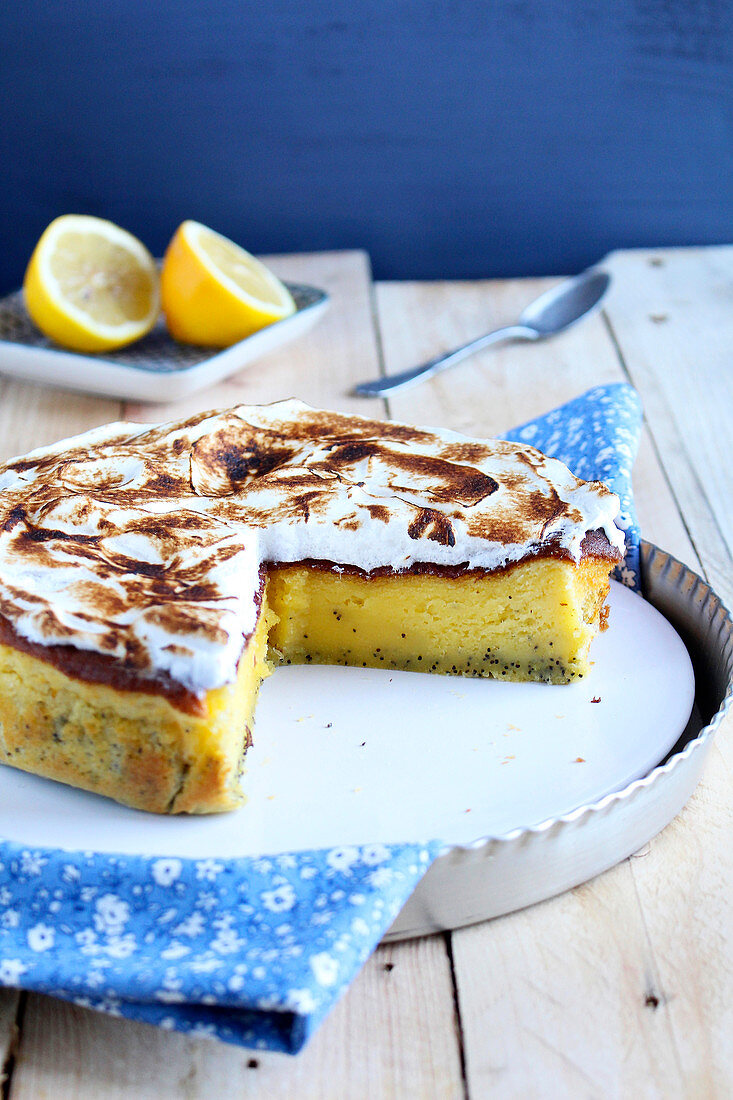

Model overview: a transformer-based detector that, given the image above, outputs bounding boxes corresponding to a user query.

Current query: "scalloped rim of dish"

[381,541,731,937]
[446,543,731,854]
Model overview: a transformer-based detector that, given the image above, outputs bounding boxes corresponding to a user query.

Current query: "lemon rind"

[25,215,160,347]
[181,220,296,320]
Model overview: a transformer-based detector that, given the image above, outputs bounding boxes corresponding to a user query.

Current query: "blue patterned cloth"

[0,838,439,1052]
[0,384,642,1052]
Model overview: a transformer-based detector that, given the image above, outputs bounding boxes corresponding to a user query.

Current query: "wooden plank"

[8,252,463,1099]
[452,860,685,1098]
[372,273,725,1097]
[0,989,20,1092]
[0,376,121,463]
[602,246,733,609]
[375,276,625,436]
[11,940,463,1100]
[601,246,733,1097]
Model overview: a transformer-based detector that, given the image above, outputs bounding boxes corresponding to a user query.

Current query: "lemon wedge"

[160,220,296,347]
[23,215,160,353]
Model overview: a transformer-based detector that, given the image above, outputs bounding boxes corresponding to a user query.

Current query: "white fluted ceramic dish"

[0,283,329,402]
[386,543,733,938]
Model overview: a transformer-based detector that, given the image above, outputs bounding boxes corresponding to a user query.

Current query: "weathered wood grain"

[603,246,733,1098]
[374,271,731,1098]
[0,376,122,463]
[0,989,20,1093]
[452,861,685,1099]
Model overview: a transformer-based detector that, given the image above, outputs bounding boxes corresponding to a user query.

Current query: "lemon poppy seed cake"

[0,401,624,814]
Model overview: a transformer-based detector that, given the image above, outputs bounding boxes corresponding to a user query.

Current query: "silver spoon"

[353,268,611,397]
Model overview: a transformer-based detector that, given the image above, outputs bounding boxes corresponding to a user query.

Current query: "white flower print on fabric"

[27,923,55,952]
[326,847,359,872]
[151,859,182,887]
[262,884,297,913]
[286,988,319,1014]
[160,942,190,961]
[94,894,129,936]
[361,844,391,866]
[195,860,224,882]
[71,895,137,960]
[20,851,47,876]
[156,988,186,1004]
[76,928,97,951]
[310,952,340,987]
[0,959,27,984]
[195,891,218,911]
[212,927,245,955]
[368,868,394,888]
[189,958,224,975]
[173,912,206,938]
[0,833,439,1050]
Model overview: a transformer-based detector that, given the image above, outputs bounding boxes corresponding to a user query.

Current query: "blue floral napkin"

[0,838,439,1052]
[0,383,642,1053]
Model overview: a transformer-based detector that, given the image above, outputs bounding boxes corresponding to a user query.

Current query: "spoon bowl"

[519,270,610,336]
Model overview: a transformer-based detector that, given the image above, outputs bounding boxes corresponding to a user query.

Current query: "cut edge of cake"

[0,400,625,813]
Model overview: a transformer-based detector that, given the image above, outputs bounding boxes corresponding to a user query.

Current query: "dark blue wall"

[1,1,731,294]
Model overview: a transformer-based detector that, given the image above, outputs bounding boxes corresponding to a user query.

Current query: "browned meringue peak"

[0,400,624,693]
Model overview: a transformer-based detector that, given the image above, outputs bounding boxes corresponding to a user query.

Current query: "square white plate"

[0,282,329,403]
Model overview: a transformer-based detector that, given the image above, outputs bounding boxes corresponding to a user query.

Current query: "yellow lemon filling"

[268,558,611,683]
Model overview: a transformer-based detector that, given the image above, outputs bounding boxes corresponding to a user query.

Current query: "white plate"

[0,282,328,402]
[0,580,694,862]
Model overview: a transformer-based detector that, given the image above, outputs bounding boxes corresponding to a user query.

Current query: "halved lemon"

[23,215,160,353]
[160,220,296,347]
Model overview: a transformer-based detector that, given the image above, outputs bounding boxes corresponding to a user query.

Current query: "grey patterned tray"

[0,282,328,401]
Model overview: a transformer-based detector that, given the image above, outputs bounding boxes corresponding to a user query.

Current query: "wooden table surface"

[0,246,731,1098]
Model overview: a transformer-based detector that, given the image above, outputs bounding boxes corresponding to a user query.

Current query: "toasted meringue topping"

[0,400,624,694]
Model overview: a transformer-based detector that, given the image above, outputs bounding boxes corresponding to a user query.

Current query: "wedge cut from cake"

[0,401,624,813]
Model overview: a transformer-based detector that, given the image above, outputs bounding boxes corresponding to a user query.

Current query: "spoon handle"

[353,324,537,397]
